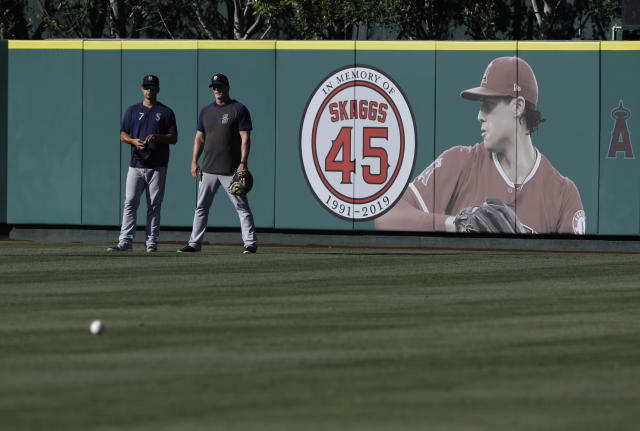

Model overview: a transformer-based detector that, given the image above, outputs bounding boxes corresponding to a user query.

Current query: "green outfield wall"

[1,40,639,237]
[0,40,6,225]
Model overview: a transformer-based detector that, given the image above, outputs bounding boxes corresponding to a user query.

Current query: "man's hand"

[191,131,205,179]
[133,138,147,150]
[236,163,248,172]
[445,216,456,232]
[191,161,201,179]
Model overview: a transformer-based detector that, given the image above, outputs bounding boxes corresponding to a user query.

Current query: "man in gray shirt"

[178,73,258,254]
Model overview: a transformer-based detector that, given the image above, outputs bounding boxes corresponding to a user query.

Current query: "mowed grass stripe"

[1,241,639,430]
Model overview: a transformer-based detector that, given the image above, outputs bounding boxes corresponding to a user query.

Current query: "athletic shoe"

[146,246,158,252]
[107,243,133,252]
[177,245,200,253]
[243,246,257,254]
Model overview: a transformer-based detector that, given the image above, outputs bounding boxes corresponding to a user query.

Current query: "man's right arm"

[190,131,205,179]
[375,148,468,232]
[120,107,145,150]
[374,191,456,232]
[120,131,146,150]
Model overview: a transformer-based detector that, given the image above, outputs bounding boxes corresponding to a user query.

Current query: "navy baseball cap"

[209,73,230,88]
[142,74,160,88]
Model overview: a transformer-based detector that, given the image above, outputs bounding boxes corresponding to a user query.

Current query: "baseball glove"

[133,147,152,162]
[228,170,254,196]
[453,198,525,233]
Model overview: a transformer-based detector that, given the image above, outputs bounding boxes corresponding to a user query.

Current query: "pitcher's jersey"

[406,143,585,234]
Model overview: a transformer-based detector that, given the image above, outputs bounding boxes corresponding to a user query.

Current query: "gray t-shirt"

[197,100,252,175]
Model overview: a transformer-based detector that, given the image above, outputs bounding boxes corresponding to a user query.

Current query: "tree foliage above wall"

[0,0,623,41]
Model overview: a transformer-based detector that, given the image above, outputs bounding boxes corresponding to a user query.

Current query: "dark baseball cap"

[460,56,538,107]
[142,74,160,88]
[209,73,230,88]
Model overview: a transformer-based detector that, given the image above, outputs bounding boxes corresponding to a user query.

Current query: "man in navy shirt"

[178,73,258,254]
[108,74,178,252]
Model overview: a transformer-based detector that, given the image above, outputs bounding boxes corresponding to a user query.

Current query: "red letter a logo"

[607,100,634,159]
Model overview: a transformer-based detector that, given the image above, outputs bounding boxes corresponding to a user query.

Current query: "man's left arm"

[237,131,250,172]
[146,134,177,145]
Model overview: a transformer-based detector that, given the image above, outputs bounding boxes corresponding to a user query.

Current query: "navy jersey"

[121,102,178,168]
[197,100,252,175]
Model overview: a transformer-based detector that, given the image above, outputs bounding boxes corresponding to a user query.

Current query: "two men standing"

[108,73,257,253]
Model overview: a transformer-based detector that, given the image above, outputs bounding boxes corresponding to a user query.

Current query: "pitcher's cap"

[460,56,538,106]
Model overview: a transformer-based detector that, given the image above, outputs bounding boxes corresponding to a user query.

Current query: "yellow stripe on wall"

[601,41,640,50]
[198,40,276,50]
[9,40,83,49]
[7,39,640,52]
[277,41,355,50]
[356,41,436,50]
[436,41,516,50]
[121,40,198,50]
[518,41,600,50]
[84,40,121,50]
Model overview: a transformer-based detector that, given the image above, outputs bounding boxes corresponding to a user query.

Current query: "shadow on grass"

[311,252,480,256]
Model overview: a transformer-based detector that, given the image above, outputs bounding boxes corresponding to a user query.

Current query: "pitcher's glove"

[453,198,525,233]
[228,170,254,196]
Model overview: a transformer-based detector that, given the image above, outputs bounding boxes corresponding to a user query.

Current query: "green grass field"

[1,240,640,430]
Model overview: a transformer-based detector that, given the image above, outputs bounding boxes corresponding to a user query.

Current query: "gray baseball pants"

[118,166,167,249]
[187,172,257,250]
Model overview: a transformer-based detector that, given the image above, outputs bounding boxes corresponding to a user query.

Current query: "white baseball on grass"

[90,320,105,335]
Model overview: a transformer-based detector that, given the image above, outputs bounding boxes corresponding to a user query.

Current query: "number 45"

[325,127,389,185]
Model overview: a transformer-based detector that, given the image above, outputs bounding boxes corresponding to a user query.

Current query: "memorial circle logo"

[300,65,416,221]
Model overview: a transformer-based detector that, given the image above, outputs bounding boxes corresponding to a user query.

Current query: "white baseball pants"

[118,166,167,249]
[187,172,257,250]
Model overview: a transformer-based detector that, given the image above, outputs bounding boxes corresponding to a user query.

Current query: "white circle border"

[300,64,417,222]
